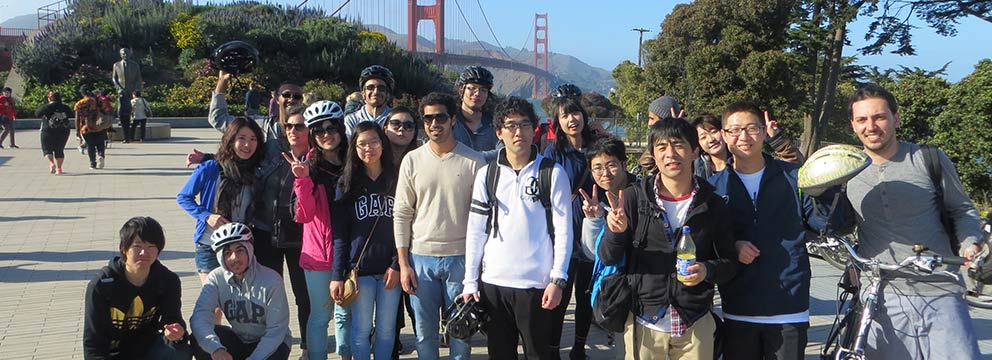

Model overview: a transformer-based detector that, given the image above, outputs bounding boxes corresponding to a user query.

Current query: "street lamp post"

[631,28,650,67]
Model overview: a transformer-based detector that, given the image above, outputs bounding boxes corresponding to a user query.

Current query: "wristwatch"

[550,278,567,289]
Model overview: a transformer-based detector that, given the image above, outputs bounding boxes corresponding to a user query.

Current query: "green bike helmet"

[798,144,872,196]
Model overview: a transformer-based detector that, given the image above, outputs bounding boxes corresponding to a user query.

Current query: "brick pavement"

[0,128,988,359]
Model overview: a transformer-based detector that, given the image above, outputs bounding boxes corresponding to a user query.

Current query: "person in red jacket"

[0,87,18,148]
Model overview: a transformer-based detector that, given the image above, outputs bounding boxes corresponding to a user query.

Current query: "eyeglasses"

[591,161,621,176]
[423,113,451,125]
[388,119,416,130]
[464,84,489,94]
[283,123,307,132]
[501,122,533,133]
[312,126,339,136]
[723,124,764,137]
[364,84,388,92]
[280,92,303,100]
[356,139,382,150]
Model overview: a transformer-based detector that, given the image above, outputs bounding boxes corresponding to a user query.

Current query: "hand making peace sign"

[281,150,310,178]
[605,189,628,233]
[764,109,780,138]
[579,188,601,218]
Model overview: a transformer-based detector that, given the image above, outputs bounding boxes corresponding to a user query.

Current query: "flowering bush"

[170,13,204,50]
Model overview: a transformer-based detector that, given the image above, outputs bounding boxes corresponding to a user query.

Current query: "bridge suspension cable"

[474,0,514,60]
[452,0,496,58]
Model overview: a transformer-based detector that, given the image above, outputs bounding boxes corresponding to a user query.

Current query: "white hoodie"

[463,151,573,295]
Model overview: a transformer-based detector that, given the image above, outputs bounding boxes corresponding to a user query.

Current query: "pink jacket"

[294,176,334,271]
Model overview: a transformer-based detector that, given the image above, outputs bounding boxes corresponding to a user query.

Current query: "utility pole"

[631,28,650,67]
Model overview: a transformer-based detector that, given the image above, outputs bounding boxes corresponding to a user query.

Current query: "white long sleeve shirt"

[463,152,572,295]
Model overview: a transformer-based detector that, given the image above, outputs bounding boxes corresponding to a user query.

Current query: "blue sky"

[1,0,987,81]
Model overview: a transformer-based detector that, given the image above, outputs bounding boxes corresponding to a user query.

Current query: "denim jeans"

[304,270,352,359]
[351,274,402,360]
[409,254,471,360]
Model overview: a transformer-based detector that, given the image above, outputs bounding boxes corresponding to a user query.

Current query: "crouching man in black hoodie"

[83,216,192,360]
[601,118,738,359]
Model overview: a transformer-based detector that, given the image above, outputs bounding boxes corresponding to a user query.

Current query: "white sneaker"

[97,157,105,169]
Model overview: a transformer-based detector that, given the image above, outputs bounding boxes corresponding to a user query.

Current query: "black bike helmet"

[359,65,395,91]
[442,296,489,340]
[457,66,494,88]
[212,41,260,76]
[551,84,582,100]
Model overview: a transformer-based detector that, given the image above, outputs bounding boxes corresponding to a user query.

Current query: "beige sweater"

[393,142,485,256]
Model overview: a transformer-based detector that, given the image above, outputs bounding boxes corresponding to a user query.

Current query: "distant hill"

[367,25,616,97]
[0,14,38,30]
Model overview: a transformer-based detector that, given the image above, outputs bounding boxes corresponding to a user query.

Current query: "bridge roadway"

[0,128,989,359]
[414,51,554,80]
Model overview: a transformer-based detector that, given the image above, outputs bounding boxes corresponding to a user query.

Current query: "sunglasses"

[312,126,339,136]
[280,92,303,100]
[423,113,451,125]
[283,123,307,132]
[364,84,388,92]
[388,119,416,130]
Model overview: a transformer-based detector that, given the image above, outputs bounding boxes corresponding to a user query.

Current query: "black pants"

[41,129,70,158]
[481,282,554,360]
[133,118,147,140]
[252,228,311,349]
[191,325,290,360]
[82,131,107,166]
[393,291,416,359]
[119,117,132,141]
[549,258,594,358]
[722,319,808,360]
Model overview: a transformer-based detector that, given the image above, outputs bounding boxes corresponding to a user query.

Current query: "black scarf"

[309,157,343,205]
[216,159,256,221]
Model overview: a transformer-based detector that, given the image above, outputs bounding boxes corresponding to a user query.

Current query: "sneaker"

[97,157,105,169]
[78,146,86,155]
[49,165,56,174]
[9,144,18,148]
[89,165,96,170]
[55,168,63,175]
[122,140,129,144]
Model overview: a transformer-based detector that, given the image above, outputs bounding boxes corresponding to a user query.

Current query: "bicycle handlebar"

[814,235,967,274]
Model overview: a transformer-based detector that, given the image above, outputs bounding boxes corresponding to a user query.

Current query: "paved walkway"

[0,128,989,359]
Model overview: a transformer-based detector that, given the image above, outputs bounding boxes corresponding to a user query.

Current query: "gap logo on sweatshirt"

[223,299,266,324]
[355,193,394,220]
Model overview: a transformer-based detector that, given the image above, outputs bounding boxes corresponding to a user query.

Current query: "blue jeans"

[409,254,471,360]
[351,274,402,360]
[304,270,351,359]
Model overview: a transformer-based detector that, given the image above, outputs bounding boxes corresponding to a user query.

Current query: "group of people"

[81,62,985,360]
[31,85,153,173]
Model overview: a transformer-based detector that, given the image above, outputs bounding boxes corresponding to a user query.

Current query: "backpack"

[920,144,960,255]
[588,224,631,332]
[484,157,556,240]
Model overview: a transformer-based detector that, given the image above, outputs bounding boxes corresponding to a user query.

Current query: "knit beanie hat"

[648,96,681,118]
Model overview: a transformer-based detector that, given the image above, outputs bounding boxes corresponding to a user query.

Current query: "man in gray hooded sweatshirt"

[191,222,291,360]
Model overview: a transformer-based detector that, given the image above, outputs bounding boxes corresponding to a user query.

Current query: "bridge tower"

[532,13,549,99]
[407,0,444,54]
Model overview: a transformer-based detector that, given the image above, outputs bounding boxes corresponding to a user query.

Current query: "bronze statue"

[111,48,142,121]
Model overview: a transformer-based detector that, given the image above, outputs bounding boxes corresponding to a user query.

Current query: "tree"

[931,59,992,202]
[861,0,992,55]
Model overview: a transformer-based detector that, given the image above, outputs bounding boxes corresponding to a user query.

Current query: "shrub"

[302,79,345,104]
[170,13,204,50]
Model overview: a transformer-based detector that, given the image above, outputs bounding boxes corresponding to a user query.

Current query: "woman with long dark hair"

[543,95,599,359]
[36,90,74,174]
[178,117,264,282]
[384,106,420,165]
[288,101,351,360]
[330,122,400,360]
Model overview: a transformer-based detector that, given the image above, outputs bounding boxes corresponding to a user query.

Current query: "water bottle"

[676,225,697,283]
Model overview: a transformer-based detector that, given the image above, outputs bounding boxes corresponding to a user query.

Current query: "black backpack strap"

[920,144,959,253]
[539,157,555,241]
[484,159,501,238]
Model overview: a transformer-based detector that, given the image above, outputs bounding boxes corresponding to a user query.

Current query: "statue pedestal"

[108,122,171,141]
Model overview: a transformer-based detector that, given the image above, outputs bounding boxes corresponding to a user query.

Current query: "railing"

[38,0,74,28]
[0,28,33,38]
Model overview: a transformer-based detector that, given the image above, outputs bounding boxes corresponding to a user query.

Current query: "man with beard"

[393,92,485,360]
[452,66,500,161]
[344,65,394,138]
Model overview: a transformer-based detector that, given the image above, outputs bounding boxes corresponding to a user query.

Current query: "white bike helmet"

[798,144,872,196]
[210,222,253,252]
[304,100,345,128]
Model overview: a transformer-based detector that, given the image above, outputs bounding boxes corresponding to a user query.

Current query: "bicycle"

[816,235,970,360]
